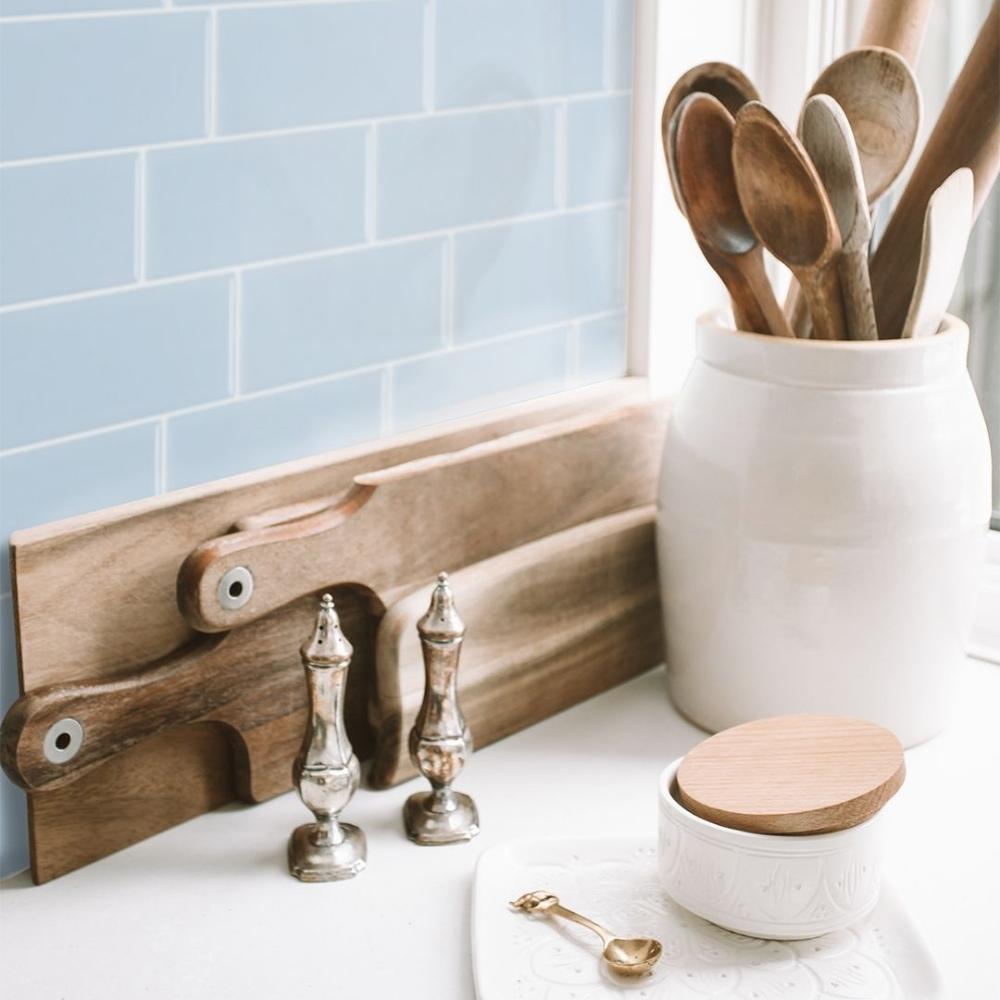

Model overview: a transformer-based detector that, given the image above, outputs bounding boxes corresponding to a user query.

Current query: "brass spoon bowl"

[511,890,663,977]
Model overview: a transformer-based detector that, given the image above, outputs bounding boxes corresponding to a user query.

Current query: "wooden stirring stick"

[733,102,848,341]
[858,0,933,67]
[666,94,793,337]
[870,1,1000,339]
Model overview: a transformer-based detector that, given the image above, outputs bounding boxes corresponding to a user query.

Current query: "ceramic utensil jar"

[657,312,991,747]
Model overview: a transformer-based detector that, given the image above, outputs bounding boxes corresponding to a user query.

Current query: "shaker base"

[404,790,479,846]
[288,822,367,882]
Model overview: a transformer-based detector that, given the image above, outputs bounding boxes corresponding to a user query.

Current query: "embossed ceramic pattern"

[658,759,883,939]
[657,311,992,748]
[473,836,944,1000]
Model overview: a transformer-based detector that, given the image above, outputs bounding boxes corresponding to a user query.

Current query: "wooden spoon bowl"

[806,46,921,204]
[733,101,847,340]
[661,62,760,211]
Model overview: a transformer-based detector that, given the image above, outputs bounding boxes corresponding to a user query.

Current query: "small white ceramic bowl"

[657,758,884,940]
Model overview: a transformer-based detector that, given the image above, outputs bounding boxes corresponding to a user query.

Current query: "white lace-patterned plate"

[472,837,945,1000]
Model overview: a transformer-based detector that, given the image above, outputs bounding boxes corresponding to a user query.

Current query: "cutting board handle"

[177,402,666,635]
[1,634,229,791]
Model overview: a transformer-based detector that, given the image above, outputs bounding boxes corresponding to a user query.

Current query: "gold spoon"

[510,890,663,977]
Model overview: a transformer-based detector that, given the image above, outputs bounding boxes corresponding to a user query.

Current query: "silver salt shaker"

[288,593,366,881]
[404,572,480,845]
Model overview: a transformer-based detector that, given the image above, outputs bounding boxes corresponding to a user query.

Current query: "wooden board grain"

[369,505,663,788]
[4,379,667,882]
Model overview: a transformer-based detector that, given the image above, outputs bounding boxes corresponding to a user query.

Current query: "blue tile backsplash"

[0,15,208,159]
[0,0,633,876]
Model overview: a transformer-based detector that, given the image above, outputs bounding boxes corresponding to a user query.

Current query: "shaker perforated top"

[676,714,905,835]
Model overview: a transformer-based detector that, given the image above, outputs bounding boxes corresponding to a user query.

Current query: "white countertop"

[2,660,997,999]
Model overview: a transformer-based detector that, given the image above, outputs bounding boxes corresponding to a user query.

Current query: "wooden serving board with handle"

[2,379,668,882]
[369,504,663,788]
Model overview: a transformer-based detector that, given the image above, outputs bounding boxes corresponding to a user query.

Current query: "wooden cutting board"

[2,379,668,882]
[369,505,663,788]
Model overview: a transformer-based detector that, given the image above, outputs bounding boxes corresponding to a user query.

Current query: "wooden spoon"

[807,46,921,206]
[871,1,999,339]
[667,94,793,337]
[800,95,878,340]
[661,62,760,211]
[784,45,920,333]
[900,168,974,338]
[733,101,848,341]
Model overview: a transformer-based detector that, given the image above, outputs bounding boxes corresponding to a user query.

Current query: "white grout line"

[602,0,616,91]
[364,125,377,243]
[0,309,624,460]
[554,101,568,210]
[0,0,374,23]
[134,151,147,281]
[0,90,633,170]
[422,0,436,113]
[380,366,394,437]
[567,323,581,384]
[155,418,168,493]
[206,8,219,138]
[441,236,454,347]
[230,271,243,397]
[0,200,628,315]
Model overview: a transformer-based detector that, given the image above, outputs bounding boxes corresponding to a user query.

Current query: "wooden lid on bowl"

[676,715,905,835]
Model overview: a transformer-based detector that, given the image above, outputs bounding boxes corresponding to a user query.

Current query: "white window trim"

[626,0,999,663]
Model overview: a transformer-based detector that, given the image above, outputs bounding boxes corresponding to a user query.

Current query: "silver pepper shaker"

[403,572,480,845]
[288,593,366,881]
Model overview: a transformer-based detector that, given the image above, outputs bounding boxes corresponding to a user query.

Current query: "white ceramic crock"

[657,758,883,939]
[657,312,992,747]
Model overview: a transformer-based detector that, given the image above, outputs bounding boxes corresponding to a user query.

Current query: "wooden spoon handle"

[858,0,933,66]
[798,259,849,341]
[702,241,793,337]
[839,248,879,341]
[871,2,1000,339]
[738,249,796,338]
[783,281,812,338]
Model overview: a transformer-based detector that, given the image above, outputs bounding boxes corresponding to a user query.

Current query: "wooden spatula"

[900,168,975,338]
[677,714,905,835]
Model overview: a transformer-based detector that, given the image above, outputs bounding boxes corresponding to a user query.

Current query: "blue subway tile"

[608,0,635,90]
[377,106,556,237]
[0,15,207,160]
[0,157,136,306]
[392,329,569,431]
[435,0,604,108]
[0,279,231,449]
[218,2,423,134]
[1,594,27,878]
[453,207,627,343]
[147,130,366,276]
[577,313,627,382]
[0,424,157,593]
[165,372,382,489]
[242,240,443,393]
[567,96,631,205]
